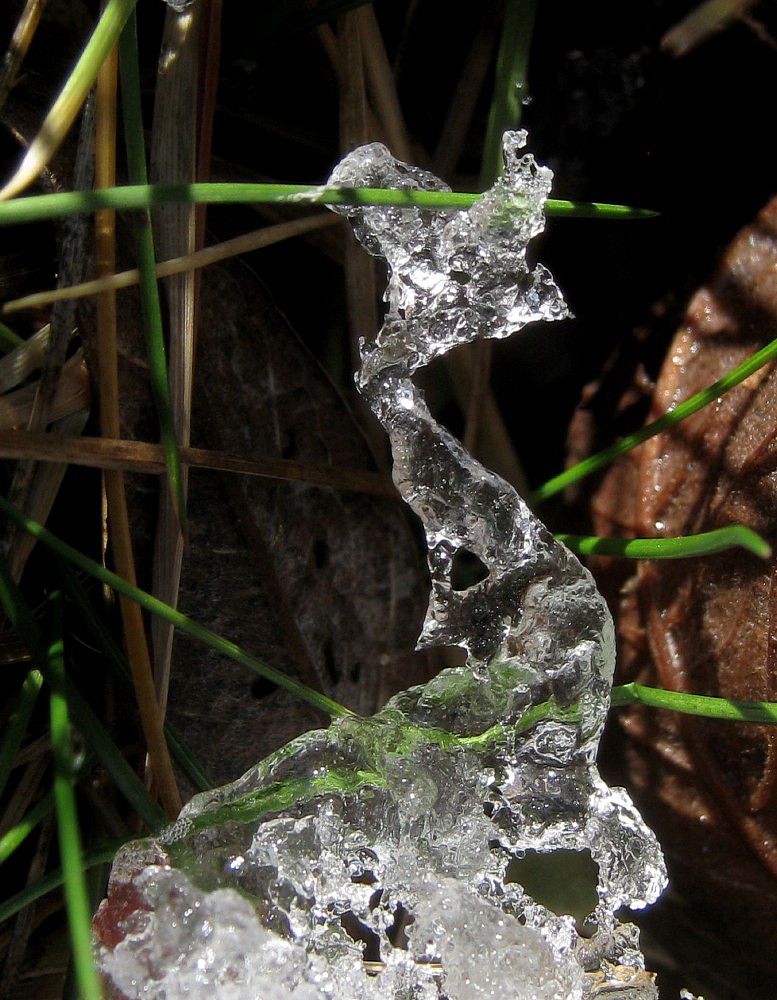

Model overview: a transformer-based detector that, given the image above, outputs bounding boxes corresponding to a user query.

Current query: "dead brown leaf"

[590,196,777,999]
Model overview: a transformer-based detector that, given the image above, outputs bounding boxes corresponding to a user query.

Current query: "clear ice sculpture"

[93,131,668,1000]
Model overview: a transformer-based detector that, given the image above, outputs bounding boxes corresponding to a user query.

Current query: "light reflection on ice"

[94,132,669,1000]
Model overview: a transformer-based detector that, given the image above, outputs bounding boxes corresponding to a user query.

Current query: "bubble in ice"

[93,131,668,999]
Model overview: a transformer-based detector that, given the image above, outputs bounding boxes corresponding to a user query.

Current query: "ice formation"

[93,132,668,999]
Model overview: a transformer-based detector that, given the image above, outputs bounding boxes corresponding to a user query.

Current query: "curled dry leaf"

[590,196,777,998]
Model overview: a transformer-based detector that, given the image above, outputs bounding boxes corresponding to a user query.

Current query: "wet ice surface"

[94,132,667,999]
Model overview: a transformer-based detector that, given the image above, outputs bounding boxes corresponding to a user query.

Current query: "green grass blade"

[118,12,187,535]
[611,682,777,724]
[0,839,124,924]
[0,0,138,200]
[0,789,54,864]
[557,524,770,560]
[0,547,167,830]
[530,332,777,505]
[544,199,656,219]
[162,688,777,839]
[480,0,537,187]
[0,494,354,720]
[0,667,43,800]
[46,591,102,1000]
[0,183,655,227]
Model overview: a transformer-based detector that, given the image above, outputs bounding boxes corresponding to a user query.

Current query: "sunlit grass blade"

[0,0,138,200]
[119,12,187,537]
[46,591,102,1000]
[530,332,777,505]
[0,839,124,924]
[0,667,42,801]
[480,0,537,187]
[0,0,46,112]
[0,494,355,720]
[0,182,657,226]
[0,789,54,864]
[611,682,777,725]
[544,199,656,219]
[557,524,770,560]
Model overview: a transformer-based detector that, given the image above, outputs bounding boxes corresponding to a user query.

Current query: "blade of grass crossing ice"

[0,182,657,226]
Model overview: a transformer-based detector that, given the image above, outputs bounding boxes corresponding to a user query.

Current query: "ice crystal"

[94,132,667,999]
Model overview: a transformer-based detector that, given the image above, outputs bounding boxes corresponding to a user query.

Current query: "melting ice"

[93,132,668,999]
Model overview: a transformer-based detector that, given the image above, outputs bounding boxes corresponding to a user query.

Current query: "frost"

[94,132,668,999]
[407,877,582,999]
[99,865,325,1000]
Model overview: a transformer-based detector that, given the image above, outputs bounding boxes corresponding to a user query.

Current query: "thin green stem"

[611,682,777,724]
[0,789,54,864]
[162,685,777,843]
[557,524,770,560]
[530,333,777,504]
[119,13,187,535]
[0,494,354,720]
[0,667,43,801]
[47,591,102,1000]
[0,183,656,227]
[0,534,168,829]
